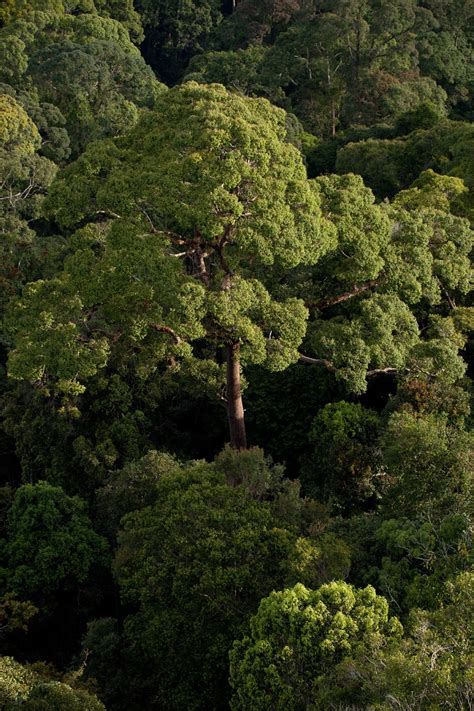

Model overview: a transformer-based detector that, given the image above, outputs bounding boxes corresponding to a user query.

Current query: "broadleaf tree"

[7,82,334,448]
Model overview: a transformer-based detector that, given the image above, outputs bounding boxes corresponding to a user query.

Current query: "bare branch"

[149,324,182,345]
[300,354,397,379]
[309,280,379,310]
[366,367,398,377]
[298,354,338,373]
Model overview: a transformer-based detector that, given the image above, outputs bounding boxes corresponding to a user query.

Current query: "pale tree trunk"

[226,341,247,449]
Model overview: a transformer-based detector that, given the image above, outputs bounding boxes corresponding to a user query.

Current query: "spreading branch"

[309,280,379,310]
[149,324,182,345]
[298,354,338,373]
[366,367,398,377]
[214,224,235,279]
[299,354,398,379]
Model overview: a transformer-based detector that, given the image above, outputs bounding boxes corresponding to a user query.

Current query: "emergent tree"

[7,82,333,448]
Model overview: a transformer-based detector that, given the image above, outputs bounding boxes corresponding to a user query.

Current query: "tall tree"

[6,83,332,449]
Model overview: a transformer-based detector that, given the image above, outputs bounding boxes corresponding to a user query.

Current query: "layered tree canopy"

[0,3,472,710]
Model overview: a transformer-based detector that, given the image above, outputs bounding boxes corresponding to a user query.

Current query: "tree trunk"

[226,342,247,449]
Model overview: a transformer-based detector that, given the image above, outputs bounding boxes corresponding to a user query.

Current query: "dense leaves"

[229,581,403,710]
[0,656,105,710]
[0,482,108,598]
[0,2,472,709]
[88,450,348,709]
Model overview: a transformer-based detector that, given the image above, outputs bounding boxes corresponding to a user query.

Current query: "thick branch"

[192,227,210,286]
[366,367,398,377]
[214,225,235,278]
[149,324,182,345]
[311,280,379,310]
[298,354,338,373]
[299,354,397,378]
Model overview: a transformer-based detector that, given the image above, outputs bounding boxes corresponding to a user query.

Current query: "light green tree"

[0,656,105,710]
[292,172,471,394]
[7,82,332,448]
[229,580,402,710]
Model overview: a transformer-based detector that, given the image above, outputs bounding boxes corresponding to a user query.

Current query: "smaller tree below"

[0,481,108,600]
[229,580,402,711]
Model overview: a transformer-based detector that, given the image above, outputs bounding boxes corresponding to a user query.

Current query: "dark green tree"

[0,10,164,156]
[137,0,223,82]
[110,452,342,709]
[381,411,473,521]
[335,121,474,210]
[348,573,474,708]
[0,481,108,599]
[301,401,384,513]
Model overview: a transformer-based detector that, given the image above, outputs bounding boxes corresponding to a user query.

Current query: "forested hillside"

[0,1,472,709]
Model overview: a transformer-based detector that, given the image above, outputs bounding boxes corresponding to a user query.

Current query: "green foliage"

[127,0,474,134]
[0,656,105,710]
[352,573,474,708]
[136,0,222,81]
[382,81,448,128]
[94,0,143,43]
[302,401,385,513]
[203,0,464,137]
[0,93,40,155]
[7,83,331,448]
[287,171,471,395]
[0,90,62,349]
[214,0,300,48]
[0,0,142,41]
[395,100,447,135]
[336,136,407,197]
[308,293,420,392]
[4,85,71,164]
[0,92,57,220]
[185,45,270,95]
[229,581,403,710]
[108,452,344,709]
[0,3,472,709]
[1,372,154,497]
[386,377,471,426]
[0,593,37,634]
[27,40,164,155]
[315,173,390,287]
[94,450,180,540]
[0,482,108,598]
[0,656,37,708]
[214,444,286,497]
[373,513,472,611]
[14,681,105,710]
[244,362,344,471]
[382,411,473,520]
[335,121,474,208]
[385,173,473,305]
[0,9,164,155]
